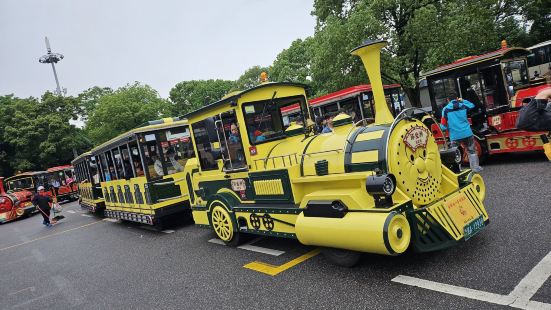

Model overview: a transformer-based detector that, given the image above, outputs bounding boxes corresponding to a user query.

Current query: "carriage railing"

[253,153,299,170]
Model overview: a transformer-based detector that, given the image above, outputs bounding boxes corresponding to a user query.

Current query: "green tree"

[85,82,171,145]
[270,38,314,87]
[2,93,90,173]
[169,79,234,116]
[77,86,113,122]
[233,66,270,91]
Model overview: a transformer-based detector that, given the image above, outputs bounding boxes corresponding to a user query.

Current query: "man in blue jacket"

[440,92,483,172]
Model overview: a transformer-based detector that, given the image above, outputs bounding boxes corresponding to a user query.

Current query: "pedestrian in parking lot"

[440,92,483,172]
[32,185,53,227]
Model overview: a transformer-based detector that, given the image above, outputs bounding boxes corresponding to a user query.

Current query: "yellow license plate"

[442,193,479,229]
[24,202,33,207]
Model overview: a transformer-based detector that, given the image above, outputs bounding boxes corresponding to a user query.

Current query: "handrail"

[157,195,184,202]
[301,149,342,157]
[152,177,186,186]
[253,153,298,170]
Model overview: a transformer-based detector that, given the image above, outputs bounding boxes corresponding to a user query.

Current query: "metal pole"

[50,62,62,96]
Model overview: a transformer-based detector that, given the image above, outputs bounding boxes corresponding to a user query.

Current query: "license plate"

[24,202,33,207]
[464,215,484,240]
[230,179,246,191]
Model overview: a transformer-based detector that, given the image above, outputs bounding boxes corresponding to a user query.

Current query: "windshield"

[502,60,529,89]
[7,177,34,191]
[242,95,308,145]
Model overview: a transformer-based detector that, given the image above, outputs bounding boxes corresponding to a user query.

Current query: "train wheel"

[15,208,24,217]
[321,248,361,267]
[210,203,240,246]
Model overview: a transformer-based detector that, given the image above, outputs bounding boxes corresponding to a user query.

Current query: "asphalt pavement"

[0,152,549,309]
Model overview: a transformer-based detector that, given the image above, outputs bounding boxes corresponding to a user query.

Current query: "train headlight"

[366,174,396,196]
[440,146,462,173]
[366,174,396,208]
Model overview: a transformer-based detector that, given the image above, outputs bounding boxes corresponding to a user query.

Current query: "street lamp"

[39,36,65,96]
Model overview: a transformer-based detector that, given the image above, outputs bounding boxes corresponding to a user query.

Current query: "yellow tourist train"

[178,40,489,266]
[73,118,196,227]
[71,39,489,266]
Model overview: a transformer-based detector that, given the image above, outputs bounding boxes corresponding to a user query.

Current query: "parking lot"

[0,152,550,309]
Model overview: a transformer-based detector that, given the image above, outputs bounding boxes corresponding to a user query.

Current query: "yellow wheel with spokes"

[210,203,240,246]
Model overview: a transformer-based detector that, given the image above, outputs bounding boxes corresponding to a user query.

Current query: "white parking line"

[81,214,92,217]
[208,238,285,256]
[161,230,175,234]
[103,218,119,223]
[392,275,514,306]
[509,251,551,309]
[67,210,76,214]
[208,238,226,245]
[392,250,551,310]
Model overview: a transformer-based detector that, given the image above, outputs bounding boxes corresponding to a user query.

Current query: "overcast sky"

[0,0,316,99]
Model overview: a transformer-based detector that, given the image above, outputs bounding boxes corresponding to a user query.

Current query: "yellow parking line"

[243,248,320,276]
[0,220,104,252]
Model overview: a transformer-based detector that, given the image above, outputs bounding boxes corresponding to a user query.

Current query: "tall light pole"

[39,36,65,96]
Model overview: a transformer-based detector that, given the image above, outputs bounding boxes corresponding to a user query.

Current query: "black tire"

[321,248,361,267]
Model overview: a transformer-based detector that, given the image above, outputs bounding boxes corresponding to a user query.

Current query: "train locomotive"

[183,40,489,266]
[0,172,46,223]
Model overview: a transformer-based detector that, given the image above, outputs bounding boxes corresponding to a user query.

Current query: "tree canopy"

[85,82,172,145]
[169,79,234,116]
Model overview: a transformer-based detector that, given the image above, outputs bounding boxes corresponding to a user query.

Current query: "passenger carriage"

[89,118,196,227]
[72,152,105,213]
[46,165,79,202]
[423,40,549,161]
[182,40,489,266]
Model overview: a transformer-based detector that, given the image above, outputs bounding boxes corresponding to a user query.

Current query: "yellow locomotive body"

[182,40,489,263]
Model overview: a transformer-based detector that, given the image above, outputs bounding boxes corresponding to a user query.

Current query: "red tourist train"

[422,40,549,160]
[0,165,79,224]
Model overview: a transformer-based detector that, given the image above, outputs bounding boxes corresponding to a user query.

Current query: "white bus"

[527,40,551,79]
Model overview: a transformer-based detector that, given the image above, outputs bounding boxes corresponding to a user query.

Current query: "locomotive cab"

[184,39,489,266]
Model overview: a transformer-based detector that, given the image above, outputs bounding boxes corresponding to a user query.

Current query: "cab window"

[192,116,223,171]
[159,126,195,174]
[242,95,307,145]
[216,110,247,171]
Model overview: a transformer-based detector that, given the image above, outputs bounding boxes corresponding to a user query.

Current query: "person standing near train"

[440,92,483,172]
[32,186,53,227]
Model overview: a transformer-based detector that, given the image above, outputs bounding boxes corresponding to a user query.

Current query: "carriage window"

[112,148,123,180]
[140,133,164,180]
[90,156,100,184]
[431,78,457,108]
[119,145,134,179]
[362,92,375,120]
[128,142,144,177]
[242,95,307,145]
[105,151,118,180]
[192,116,223,171]
[159,126,195,175]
